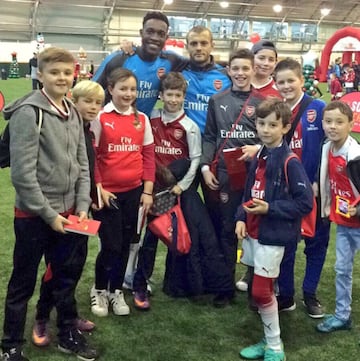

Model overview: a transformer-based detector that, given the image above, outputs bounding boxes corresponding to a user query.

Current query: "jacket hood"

[3,90,71,121]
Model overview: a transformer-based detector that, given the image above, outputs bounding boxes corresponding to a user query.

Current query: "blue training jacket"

[182,59,231,134]
[93,48,187,116]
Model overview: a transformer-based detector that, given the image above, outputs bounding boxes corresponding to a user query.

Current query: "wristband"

[143,192,152,196]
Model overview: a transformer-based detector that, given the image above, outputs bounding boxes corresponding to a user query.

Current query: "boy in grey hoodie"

[1,47,97,361]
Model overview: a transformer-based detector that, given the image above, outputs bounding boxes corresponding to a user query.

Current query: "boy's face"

[227,58,254,91]
[186,30,214,67]
[37,62,74,102]
[254,49,277,79]
[256,112,291,148]
[160,89,185,113]
[322,108,353,149]
[75,96,103,123]
[275,69,304,105]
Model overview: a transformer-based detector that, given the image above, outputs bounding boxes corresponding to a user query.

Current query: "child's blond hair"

[72,80,105,103]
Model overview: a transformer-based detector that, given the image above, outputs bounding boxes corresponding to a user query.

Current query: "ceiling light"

[219,1,229,8]
[163,0,173,5]
[320,8,331,17]
[273,4,283,13]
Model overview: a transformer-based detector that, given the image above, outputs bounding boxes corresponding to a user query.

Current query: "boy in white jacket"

[317,101,360,333]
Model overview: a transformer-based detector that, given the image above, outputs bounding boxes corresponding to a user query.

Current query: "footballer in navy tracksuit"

[182,57,232,135]
[93,48,187,115]
[278,93,330,313]
[201,87,264,294]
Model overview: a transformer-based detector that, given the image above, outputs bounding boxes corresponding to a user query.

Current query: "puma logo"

[220,105,228,112]
[104,122,115,130]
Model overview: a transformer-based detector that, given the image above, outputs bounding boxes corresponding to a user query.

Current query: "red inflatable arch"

[320,26,360,82]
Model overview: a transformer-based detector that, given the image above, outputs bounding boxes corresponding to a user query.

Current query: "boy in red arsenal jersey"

[133,72,202,309]
[236,40,280,293]
[317,101,360,333]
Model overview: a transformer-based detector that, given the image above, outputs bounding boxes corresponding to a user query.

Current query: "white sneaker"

[236,277,248,292]
[90,287,109,317]
[109,289,130,316]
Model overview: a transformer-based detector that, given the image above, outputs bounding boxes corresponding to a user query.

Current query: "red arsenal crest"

[157,67,166,79]
[213,79,223,91]
[307,109,317,123]
[246,106,255,117]
[174,129,183,139]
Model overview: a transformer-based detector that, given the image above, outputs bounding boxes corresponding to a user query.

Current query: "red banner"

[340,92,360,133]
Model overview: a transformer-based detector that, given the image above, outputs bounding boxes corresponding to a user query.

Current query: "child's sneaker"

[109,289,130,315]
[302,295,324,319]
[76,318,95,332]
[133,291,150,310]
[239,338,266,359]
[264,348,286,361]
[32,319,50,347]
[316,314,352,333]
[236,274,249,292]
[1,347,29,361]
[90,287,109,317]
[58,329,98,361]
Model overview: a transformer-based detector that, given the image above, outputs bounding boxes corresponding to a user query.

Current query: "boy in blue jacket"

[274,58,330,318]
[235,97,313,361]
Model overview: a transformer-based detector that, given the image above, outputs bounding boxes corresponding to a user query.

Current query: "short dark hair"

[274,58,302,79]
[143,11,169,28]
[256,96,292,126]
[228,48,254,66]
[251,40,277,59]
[186,26,213,43]
[160,72,187,93]
[38,47,74,72]
[323,101,353,122]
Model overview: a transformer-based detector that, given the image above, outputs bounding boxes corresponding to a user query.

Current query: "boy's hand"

[240,144,259,161]
[235,221,247,241]
[77,211,88,222]
[243,198,269,214]
[50,214,71,234]
[171,184,182,195]
[203,170,219,190]
[348,205,357,217]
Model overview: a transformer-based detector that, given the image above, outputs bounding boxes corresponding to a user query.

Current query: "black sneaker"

[303,295,325,319]
[277,296,296,312]
[2,347,29,361]
[213,292,235,308]
[58,329,98,361]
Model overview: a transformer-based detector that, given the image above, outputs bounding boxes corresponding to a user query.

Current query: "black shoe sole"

[58,345,97,361]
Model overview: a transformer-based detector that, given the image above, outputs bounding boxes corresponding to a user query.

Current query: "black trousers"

[2,217,87,349]
[35,238,88,321]
[93,186,142,292]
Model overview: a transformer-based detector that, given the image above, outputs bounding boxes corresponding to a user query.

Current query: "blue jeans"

[334,225,360,321]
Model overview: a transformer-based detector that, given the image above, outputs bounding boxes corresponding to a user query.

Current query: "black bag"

[0,107,43,168]
[150,190,177,216]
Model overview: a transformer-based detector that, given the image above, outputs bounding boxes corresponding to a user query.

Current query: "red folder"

[64,215,101,236]
[223,147,247,191]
